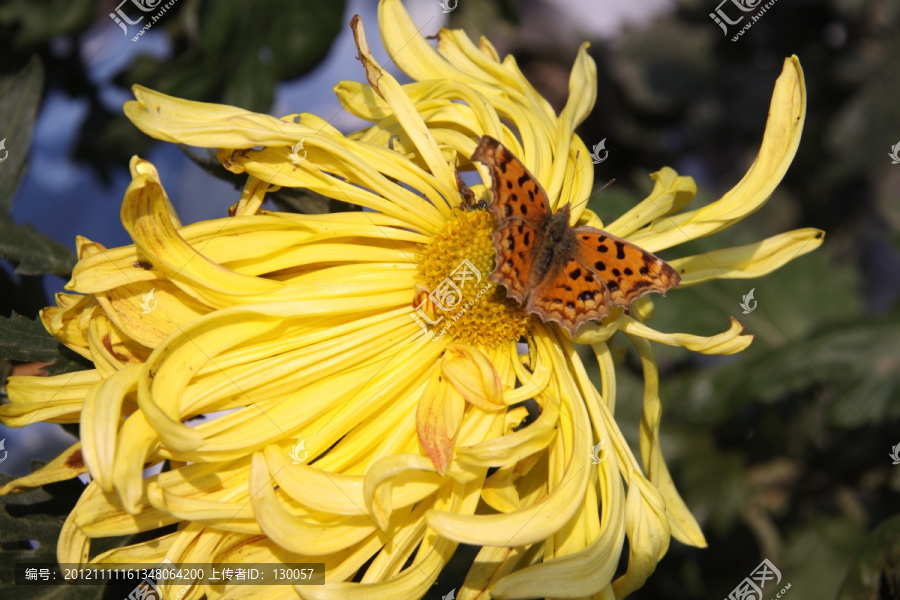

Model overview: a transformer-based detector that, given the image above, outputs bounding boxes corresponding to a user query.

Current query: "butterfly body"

[472,136,681,336]
[528,205,574,286]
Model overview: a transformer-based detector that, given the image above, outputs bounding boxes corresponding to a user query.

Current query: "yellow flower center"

[416,208,532,347]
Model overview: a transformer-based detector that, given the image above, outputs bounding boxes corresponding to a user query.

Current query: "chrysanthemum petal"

[621,315,752,355]
[417,367,465,475]
[628,335,707,548]
[629,56,806,252]
[0,443,86,494]
[670,228,825,287]
[427,346,591,546]
[378,0,479,84]
[80,364,141,491]
[548,43,596,209]
[488,447,626,599]
[612,471,671,596]
[441,345,505,410]
[458,545,532,599]
[1,369,101,426]
[249,454,377,555]
[364,454,444,529]
[350,15,459,207]
[605,167,697,238]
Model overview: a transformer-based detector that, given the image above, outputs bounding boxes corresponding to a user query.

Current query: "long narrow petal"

[628,335,707,548]
[620,315,752,355]
[670,228,825,287]
[630,56,806,252]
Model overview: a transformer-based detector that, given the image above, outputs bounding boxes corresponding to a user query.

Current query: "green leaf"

[781,516,866,599]
[0,314,92,376]
[708,311,900,426]
[837,514,900,600]
[0,471,100,599]
[0,56,43,211]
[137,0,346,111]
[0,57,75,277]
[0,213,76,277]
[0,0,94,48]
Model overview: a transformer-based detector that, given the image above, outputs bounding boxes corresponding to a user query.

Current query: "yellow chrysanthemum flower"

[0,1,822,599]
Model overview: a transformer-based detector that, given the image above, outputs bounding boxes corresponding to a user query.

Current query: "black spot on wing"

[614,241,626,259]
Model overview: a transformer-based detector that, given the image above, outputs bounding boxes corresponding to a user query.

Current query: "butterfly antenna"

[571,179,615,212]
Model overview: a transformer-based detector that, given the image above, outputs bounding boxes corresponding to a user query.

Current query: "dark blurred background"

[1,0,899,598]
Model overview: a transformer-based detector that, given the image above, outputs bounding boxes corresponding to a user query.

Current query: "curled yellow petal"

[628,334,707,548]
[620,315,753,355]
[441,344,505,410]
[671,227,825,287]
[249,454,376,556]
[0,442,86,495]
[612,471,671,596]
[416,367,464,475]
[350,14,458,207]
[364,453,443,530]
[606,167,697,238]
[632,55,806,252]
[80,364,142,491]
[427,367,590,547]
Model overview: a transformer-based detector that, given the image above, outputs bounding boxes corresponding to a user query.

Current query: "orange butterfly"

[471,136,681,336]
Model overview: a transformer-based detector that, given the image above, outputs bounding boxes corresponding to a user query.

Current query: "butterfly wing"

[526,252,613,336]
[471,136,551,304]
[572,227,681,308]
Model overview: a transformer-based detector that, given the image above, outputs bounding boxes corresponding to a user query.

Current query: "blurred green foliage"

[0,0,346,179]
